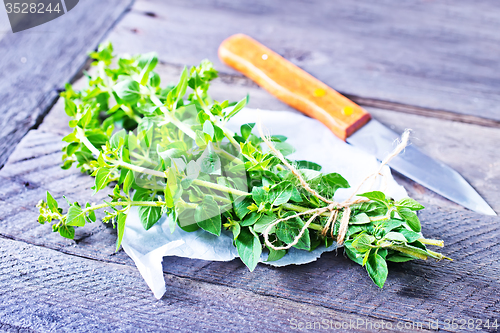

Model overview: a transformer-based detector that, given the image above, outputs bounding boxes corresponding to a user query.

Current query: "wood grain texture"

[0,237,393,333]
[1,73,500,331]
[0,0,133,168]
[106,0,500,123]
[3,1,500,330]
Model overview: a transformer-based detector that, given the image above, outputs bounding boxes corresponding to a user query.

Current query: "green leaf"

[195,130,208,147]
[379,219,403,235]
[268,181,293,206]
[77,109,92,128]
[227,94,249,119]
[399,228,421,243]
[366,252,388,288]
[46,191,58,212]
[137,52,158,85]
[383,231,407,243]
[276,213,310,250]
[138,205,162,230]
[231,222,241,240]
[251,187,267,205]
[352,233,375,253]
[116,212,127,252]
[177,208,200,232]
[198,146,221,175]
[253,213,277,233]
[203,120,214,139]
[194,196,221,236]
[274,142,295,156]
[235,227,261,271]
[109,129,126,149]
[175,67,189,104]
[167,210,177,233]
[149,71,161,87]
[240,123,255,141]
[320,173,350,197]
[62,131,78,143]
[94,167,114,193]
[350,213,371,224]
[233,197,252,219]
[396,198,425,211]
[344,241,364,265]
[59,225,75,239]
[266,248,286,262]
[133,188,152,201]
[295,160,322,171]
[290,187,302,203]
[114,80,141,104]
[123,170,134,195]
[66,205,86,227]
[213,125,225,142]
[85,203,96,223]
[65,142,79,156]
[240,212,261,227]
[358,191,387,202]
[64,98,77,117]
[397,207,421,232]
[270,135,287,142]
[362,248,371,266]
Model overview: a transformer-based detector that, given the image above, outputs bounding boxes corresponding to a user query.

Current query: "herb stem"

[388,245,428,260]
[195,89,237,139]
[276,165,286,171]
[121,104,143,124]
[212,195,232,204]
[76,127,101,156]
[83,200,164,213]
[192,179,250,197]
[114,160,249,197]
[75,130,249,198]
[213,146,244,165]
[369,215,390,222]
[129,151,154,164]
[282,203,332,217]
[307,223,323,231]
[114,160,165,178]
[426,249,452,261]
[150,94,197,140]
[418,238,444,247]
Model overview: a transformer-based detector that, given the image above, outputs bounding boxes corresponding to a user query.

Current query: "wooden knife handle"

[218,34,371,141]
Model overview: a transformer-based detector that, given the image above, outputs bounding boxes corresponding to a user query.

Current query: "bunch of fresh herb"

[37,43,449,288]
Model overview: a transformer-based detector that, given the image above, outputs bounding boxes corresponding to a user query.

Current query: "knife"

[218,34,496,216]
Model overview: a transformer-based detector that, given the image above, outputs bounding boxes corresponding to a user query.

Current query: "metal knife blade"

[347,119,496,215]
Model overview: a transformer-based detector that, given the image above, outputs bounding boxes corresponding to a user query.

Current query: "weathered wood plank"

[0,0,133,168]
[105,0,500,123]
[2,83,500,332]
[0,237,394,333]
[1,130,499,331]
[4,15,500,330]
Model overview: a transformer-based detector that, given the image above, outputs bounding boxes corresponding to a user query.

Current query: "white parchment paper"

[121,108,408,299]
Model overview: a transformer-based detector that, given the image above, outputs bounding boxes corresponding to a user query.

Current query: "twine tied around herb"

[257,120,411,250]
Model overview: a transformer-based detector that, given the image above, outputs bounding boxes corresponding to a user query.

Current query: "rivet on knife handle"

[218,33,371,141]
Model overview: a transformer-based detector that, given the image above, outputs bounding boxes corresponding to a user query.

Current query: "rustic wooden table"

[1,0,499,332]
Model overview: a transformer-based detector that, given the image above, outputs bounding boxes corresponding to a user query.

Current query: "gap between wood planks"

[0,0,135,170]
[2,75,499,330]
[0,235,429,333]
[216,67,500,129]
